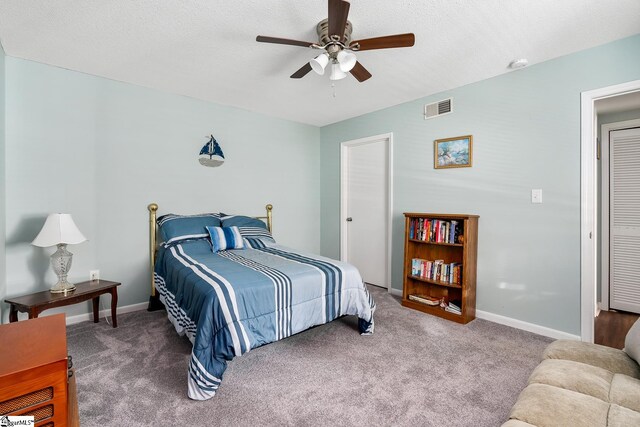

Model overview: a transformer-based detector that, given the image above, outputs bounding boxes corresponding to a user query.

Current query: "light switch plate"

[531,189,543,204]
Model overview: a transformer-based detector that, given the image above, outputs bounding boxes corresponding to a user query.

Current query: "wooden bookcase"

[401,213,479,324]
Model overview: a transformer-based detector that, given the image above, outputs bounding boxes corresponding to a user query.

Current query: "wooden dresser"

[0,314,71,426]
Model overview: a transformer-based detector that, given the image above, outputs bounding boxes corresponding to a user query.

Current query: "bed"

[147,203,376,400]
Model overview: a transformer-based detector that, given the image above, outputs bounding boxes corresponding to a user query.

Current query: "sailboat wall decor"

[199,135,225,167]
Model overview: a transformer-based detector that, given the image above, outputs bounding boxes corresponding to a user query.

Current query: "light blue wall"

[0,43,6,319]
[320,34,640,335]
[3,57,320,322]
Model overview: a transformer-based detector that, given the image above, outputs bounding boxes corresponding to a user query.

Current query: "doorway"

[581,80,640,342]
[601,121,640,313]
[340,133,393,291]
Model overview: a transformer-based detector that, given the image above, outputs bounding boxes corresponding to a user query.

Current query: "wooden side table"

[5,280,121,327]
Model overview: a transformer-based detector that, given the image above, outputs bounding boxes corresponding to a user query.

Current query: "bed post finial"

[266,204,273,233]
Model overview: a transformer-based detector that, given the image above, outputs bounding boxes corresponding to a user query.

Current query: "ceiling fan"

[256,0,415,82]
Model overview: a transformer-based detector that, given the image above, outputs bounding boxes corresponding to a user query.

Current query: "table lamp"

[32,213,87,293]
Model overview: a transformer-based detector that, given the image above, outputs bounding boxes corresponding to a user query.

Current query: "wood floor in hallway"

[595,309,639,349]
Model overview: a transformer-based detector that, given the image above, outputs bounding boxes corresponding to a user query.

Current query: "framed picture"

[434,135,473,169]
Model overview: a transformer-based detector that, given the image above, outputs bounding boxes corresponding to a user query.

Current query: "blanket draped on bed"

[154,238,375,400]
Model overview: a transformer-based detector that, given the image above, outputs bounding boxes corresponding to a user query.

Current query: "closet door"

[610,127,640,313]
[345,138,389,288]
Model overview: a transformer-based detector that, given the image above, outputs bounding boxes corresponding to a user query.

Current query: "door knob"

[346,217,353,222]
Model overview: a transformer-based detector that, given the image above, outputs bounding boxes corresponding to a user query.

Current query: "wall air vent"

[424,98,452,119]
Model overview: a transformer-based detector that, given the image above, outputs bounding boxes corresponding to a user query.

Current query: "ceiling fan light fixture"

[329,62,347,81]
[310,53,329,75]
[256,0,416,83]
[337,49,357,72]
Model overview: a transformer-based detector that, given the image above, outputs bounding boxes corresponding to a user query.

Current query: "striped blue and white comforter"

[153,238,375,400]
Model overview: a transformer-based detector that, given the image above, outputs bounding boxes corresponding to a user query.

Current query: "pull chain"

[332,83,336,98]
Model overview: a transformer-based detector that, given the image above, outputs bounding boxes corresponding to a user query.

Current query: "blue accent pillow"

[237,226,276,248]
[206,226,245,252]
[158,213,221,245]
[220,214,268,230]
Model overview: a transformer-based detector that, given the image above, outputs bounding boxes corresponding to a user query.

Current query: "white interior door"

[343,137,389,288]
[610,127,640,313]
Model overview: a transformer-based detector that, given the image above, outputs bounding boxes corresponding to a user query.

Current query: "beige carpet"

[66,286,551,426]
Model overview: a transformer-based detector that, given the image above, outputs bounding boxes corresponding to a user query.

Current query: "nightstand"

[5,280,121,327]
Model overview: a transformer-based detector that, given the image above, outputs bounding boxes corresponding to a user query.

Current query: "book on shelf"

[445,307,461,315]
[448,301,461,311]
[425,260,433,279]
[448,262,462,284]
[445,306,461,315]
[445,300,462,315]
[434,259,443,281]
[408,294,441,306]
[411,258,425,276]
[449,220,458,244]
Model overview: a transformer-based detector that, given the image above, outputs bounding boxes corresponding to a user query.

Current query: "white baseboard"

[389,288,403,297]
[476,309,581,341]
[65,302,148,325]
[387,288,575,340]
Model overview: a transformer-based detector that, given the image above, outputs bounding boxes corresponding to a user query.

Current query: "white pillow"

[624,318,640,363]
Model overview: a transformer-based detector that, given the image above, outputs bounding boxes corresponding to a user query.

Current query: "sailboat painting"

[199,135,225,167]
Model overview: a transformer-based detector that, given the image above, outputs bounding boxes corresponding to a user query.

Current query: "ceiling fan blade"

[328,0,351,40]
[350,61,372,82]
[290,63,313,79]
[351,33,415,51]
[256,35,315,48]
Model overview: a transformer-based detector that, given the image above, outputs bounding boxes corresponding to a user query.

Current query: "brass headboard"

[146,203,273,305]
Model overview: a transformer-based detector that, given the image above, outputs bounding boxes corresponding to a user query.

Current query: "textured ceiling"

[0,0,639,126]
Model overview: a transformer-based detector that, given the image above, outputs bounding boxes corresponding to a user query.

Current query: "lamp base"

[50,281,76,294]
[49,244,76,294]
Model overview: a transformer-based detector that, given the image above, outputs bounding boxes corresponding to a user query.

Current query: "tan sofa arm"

[544,340,640,379]
[501,419,537,427]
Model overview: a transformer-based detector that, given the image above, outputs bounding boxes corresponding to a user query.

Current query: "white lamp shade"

[32,213,87,247]
[310,53,329,75]
[329,62,347,81]
[337,49,357,72]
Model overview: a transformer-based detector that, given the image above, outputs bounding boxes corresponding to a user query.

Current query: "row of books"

[411,258,462,285]
[409,218,462,244]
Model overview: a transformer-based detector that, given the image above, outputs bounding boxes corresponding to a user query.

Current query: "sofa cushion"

[527,359,613,402]
[544,340,640,379]
[607,403,640,427]
[610,374,640,413]
[501,420,536,427]
[624,318,640,363]
[508,383,609,427]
